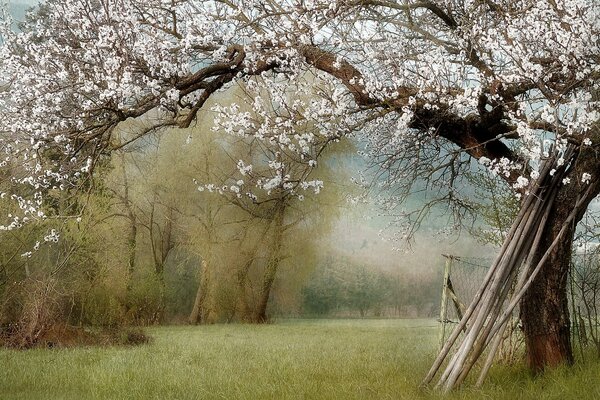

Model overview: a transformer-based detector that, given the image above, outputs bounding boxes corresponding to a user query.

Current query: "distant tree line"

[300,256,439,318]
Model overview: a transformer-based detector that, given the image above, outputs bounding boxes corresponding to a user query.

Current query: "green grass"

[1,319,599,399]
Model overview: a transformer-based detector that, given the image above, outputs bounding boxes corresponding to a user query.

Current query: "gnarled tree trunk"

[521,150,600,371]
[520,196,575,371]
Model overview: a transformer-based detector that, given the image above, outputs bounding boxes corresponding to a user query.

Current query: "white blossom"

[582,173,592,184]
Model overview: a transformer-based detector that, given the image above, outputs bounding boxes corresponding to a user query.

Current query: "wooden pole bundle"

[422,146,597,392]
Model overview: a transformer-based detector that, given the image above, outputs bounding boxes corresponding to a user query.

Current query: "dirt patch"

[0,323,150,349]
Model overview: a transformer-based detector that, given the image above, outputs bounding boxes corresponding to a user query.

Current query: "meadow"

[1,319,599,400]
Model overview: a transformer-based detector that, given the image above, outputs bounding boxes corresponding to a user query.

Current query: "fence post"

[438,254,453,351]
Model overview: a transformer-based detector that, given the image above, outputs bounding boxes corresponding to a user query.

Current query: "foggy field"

[1,319,599,400]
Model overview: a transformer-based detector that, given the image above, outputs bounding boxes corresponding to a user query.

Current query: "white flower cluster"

[0,0,596,241]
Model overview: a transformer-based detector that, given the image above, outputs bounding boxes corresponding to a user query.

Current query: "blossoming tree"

[0,0,598,378]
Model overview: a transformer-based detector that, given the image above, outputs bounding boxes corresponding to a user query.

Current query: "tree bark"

[521,163,600,371]
[189,257,217,324]
[254,204,285,323]
[235,219,273,322]
[189,259,207,324]
[520,197,575,372]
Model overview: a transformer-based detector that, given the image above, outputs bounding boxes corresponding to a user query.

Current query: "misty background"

[1,0,500,326]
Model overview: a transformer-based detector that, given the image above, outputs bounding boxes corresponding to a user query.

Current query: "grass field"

[1,319,599,399]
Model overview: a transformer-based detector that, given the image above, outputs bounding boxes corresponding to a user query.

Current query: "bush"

[0,276,150,349]
[0,277,70,348]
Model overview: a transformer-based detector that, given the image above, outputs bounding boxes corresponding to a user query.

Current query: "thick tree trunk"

[520,199,575,372]
[520,166,600,371]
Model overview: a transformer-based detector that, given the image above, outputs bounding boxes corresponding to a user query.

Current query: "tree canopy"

[0,0,597,231]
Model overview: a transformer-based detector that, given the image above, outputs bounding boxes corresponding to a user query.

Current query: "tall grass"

[1,319,598,399]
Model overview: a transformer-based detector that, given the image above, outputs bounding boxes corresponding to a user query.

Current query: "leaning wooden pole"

[422,164,552,385]
[476,184,558,386]
[422,190,536,385]
[423,146,584,392]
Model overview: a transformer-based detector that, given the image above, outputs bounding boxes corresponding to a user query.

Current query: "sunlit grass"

[1,319,599,399]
